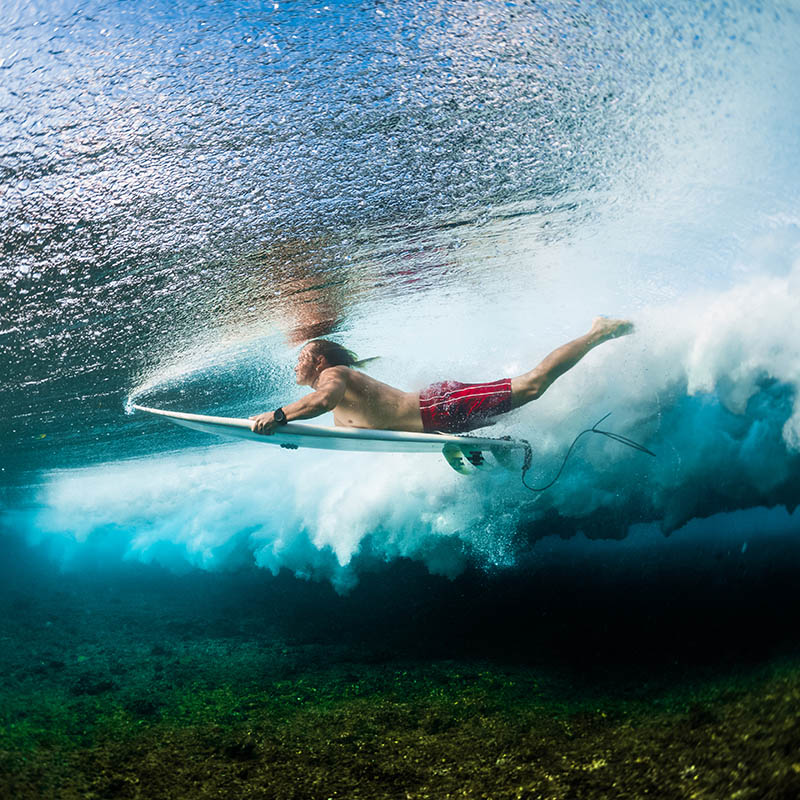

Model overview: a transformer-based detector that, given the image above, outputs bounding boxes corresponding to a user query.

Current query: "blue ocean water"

[2,0,800,591]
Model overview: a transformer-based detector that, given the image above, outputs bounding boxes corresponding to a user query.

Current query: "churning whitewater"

[2,1,800,589]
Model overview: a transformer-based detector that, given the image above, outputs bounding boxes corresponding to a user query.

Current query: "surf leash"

[520,412,655,493]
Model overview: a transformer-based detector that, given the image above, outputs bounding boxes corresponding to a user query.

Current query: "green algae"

[4,655,800,799]
[4,547,800,799]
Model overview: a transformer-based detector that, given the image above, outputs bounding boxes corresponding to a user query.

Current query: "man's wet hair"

[307,339,378,369]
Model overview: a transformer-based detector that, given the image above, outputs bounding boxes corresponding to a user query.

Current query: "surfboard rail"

[132,404,527,461]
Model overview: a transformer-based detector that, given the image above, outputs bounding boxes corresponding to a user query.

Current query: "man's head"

[294,339,358,385]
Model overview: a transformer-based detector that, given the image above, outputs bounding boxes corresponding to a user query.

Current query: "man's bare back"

[249,317,633,436]
[327,368,423,431]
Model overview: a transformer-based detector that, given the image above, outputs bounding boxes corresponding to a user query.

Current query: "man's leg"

[510,317,633,409]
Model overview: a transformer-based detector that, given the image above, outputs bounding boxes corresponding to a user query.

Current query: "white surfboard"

[132,404,528,473]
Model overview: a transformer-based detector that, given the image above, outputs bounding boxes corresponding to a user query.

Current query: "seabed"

[2,534,800,800]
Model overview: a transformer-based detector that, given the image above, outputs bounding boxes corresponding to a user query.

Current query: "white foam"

[16,4,800,587]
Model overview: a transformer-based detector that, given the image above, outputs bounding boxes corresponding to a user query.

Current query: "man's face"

[294,345,319,386]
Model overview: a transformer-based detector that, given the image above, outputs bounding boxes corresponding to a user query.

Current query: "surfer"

[250,317,633,435]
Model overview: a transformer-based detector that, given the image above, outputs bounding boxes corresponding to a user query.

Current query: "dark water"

[3,0,800,796]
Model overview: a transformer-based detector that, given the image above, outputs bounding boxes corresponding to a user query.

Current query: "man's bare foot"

[591,316,635,341]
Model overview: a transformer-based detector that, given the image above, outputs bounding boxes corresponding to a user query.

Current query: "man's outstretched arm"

[250,370,347,434]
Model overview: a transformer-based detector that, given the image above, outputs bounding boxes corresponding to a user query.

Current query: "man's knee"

[511,374,546,408]
[525,378,546,402]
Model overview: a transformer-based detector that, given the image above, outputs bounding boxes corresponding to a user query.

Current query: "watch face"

[274,408,286,424]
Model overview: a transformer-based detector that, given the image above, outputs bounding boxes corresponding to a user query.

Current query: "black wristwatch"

[273,407,288,425]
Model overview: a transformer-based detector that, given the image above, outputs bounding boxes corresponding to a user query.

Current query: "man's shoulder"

[319,365,352,382]
[320,365,377,390]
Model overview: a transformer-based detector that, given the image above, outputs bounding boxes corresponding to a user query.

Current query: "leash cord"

[520,412,656,493]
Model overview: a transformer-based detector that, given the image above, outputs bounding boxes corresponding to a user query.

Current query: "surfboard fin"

[490,445,523,472]
[441,444,471,475]
[441,445,492,474]
[466,450,487,468]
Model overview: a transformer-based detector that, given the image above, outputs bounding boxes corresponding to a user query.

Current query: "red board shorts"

[419,378,512,434]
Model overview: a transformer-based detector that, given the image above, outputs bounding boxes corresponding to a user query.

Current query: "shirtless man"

[250,317,633,436]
